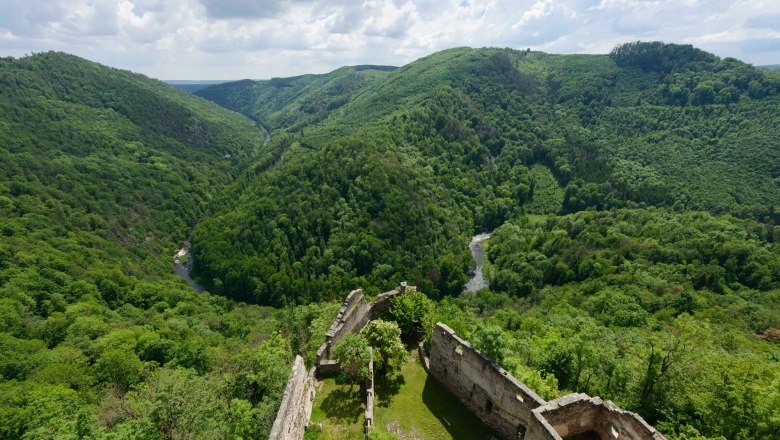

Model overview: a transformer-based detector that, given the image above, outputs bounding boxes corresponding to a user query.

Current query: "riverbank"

[173,242,206,292]
[464,233,491,292]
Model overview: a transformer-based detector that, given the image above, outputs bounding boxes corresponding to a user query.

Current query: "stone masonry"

[315,282,412,373]
[268,355,315,440]
[272,284,412,438]
[526,393,666,440]
[429,323,667,440]
[429,323,547,439]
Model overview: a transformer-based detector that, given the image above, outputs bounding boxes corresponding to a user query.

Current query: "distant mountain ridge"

[165,79,231,93]
[195,65,398,131]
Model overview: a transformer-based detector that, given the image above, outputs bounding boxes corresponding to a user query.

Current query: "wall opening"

[517,425,527,440]
[485,399,493,414]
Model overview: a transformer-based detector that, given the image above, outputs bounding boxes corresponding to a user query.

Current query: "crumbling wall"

[324,289,372,352]
[315,288,371,370]
[315,283,412,372]
[272,284,414,440]
[269,355,315,440]
[369,281,412,319]
[428,323,546,440]
[301,286,665,440]
[526,394,666,440]
[364,347,375,437]
[428,323,666,440]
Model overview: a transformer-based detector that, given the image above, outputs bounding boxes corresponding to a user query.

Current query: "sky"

[0,0,778,80]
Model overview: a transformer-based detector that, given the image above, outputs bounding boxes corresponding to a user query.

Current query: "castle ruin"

[270,284,666,440]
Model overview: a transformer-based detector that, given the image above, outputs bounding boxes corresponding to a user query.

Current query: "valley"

[464,233,491,292]
[0,42,778,440]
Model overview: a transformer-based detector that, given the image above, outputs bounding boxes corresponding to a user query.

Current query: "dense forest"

[191,42,780,306]
[0,52,334,439]
[1,42,779,440]
[189,42,779,439]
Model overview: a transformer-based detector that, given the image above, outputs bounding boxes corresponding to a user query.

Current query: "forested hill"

[194,64,397,132]
[0,52,300,439]
[1,44,778,440]
[191,42,780,306]
[0,51,266,260]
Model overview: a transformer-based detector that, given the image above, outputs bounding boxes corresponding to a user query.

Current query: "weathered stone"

[527,394,666,440]
[428,323,665,440]
[428,323,546,440]
[269,355,315,440]
[365,347,375,435]
[316,284,412,369]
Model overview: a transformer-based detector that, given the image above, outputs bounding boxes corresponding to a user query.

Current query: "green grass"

[373,351,496,439]
[306,377,366,440]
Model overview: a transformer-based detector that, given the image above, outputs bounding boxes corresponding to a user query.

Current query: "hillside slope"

[191,43,780,306]
[195,64,397,132]
[0,52,304,439]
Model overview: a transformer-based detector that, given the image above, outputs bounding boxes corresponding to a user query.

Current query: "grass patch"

[305,376,366,440]
[374,351,496,439]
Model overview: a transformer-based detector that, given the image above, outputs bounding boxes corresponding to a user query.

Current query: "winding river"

[173,124,272,292]
[464,233,491,292]
[174,242,205,292]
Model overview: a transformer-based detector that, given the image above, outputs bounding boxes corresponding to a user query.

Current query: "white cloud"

[0,0,777,79]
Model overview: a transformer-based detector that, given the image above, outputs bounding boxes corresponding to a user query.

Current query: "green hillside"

[456,208,780,439]
[195,64,397,132]
[0,52,316,439]
[191,43,780,306]
[188,45,780,439]
[1,43,779,440]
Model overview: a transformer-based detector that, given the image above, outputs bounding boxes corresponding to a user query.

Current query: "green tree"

[362,320,407,374]
[95,348,143,392]
[113,368,222,440]
[387,291,434,338]
[332,333,372,387]
[472,325,509,365]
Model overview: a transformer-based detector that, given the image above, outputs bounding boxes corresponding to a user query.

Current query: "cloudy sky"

[0,0,778,80]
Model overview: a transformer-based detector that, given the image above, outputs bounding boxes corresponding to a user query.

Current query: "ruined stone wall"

[428,323,666,440]
[271,284,413,440]
[277,285,664,440]
[428,323,546,440]
[315,288,370,369]
[364,347,375,437]
[369,281,412,319]
[526,394,666,440]
[269,355,315,440]
[326,289,372,349]
[315,283,412,371]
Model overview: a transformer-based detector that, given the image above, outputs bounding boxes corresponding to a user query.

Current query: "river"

[464,233,491,292]
[174,242,206,292]
[173,124,271,292]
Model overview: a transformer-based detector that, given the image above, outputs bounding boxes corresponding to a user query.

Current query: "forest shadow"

[421,376,496,440]
[374,372,406,408]
[319,386,364,424]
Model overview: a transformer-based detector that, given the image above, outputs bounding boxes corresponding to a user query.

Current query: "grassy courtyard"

[305,377,366,440]
[305,350,495,440]
[373,350,496,440]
